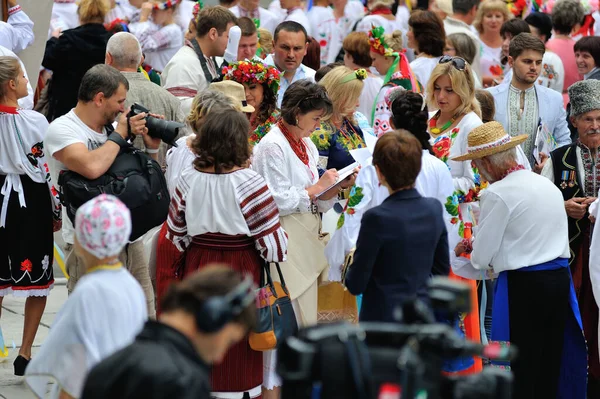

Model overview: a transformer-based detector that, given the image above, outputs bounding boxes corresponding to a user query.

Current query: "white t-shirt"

[45,110,109,244]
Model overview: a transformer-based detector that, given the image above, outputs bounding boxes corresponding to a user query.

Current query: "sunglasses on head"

[439,56,467,71]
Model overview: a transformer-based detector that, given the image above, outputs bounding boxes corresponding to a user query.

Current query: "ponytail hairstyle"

[78,0,110,24]
[0,56,21,99]
[389,88,433,155]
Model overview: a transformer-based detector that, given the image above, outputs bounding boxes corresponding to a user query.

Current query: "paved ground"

[0,233,69,399]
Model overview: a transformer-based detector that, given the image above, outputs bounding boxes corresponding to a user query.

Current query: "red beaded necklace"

[278,121,309,166]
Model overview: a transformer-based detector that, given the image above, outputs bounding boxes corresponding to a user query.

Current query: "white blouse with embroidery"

[252,125,337,216]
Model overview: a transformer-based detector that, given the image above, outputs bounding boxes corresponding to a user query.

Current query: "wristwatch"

[107,131,128,148]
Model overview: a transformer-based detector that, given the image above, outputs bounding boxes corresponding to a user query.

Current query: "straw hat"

[209,80,255,113]
[452,121,527,161]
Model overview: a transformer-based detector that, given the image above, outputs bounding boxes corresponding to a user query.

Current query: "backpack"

[58,143,170,241]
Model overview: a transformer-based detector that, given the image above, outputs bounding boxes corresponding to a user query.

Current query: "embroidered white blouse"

[128,22,184,72]
[253,124,337,216]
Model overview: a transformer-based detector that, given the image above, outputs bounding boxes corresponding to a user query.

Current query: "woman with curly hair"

[167,108,288,398]
[223,59,281,146]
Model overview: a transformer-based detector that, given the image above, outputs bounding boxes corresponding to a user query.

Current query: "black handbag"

[249,262,298,351]
[58,143,170,241]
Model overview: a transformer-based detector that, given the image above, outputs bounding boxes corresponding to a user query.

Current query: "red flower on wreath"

[20,259,32,273]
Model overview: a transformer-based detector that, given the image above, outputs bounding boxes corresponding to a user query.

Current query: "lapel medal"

[560,171,568,189]
[568,171,576,188]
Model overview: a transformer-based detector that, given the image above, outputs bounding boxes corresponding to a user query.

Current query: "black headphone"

[195,275,256,333]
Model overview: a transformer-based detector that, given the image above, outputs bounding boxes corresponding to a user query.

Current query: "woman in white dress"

[473,0,510,87]
[356,0,404,35]
[253,80,350,397]
[26,195,147,399]
[407,10,446,90]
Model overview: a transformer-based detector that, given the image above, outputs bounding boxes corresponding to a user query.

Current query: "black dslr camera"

[277,277,516,399]
[127,103,185,147]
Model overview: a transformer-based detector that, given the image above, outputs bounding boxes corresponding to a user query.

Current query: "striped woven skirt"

[185,233,263,398]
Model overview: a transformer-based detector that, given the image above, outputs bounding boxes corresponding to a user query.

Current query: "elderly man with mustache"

[542,78,600,398]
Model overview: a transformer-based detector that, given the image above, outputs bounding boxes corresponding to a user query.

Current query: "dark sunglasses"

[439,56,467,71]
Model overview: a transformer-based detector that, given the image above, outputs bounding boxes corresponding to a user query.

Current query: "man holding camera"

[45,64,159,318]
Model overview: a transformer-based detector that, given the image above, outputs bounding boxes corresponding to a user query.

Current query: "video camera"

[127,103,185,147]
[277,278,515,399]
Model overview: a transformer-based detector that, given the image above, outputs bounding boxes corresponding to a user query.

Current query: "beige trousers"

[65,240,156,318]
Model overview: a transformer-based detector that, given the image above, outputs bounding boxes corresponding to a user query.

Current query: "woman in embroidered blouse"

[474,0,510,88]
[369,26,422,137]
[253,80,348,396]
[222,60,281,146]
[427,56,484,374]
[0,56,62,376]
[155,90,238,315]
[312,66,372,171]
[167,108,287,399]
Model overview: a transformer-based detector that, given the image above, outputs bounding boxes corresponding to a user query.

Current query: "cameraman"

[81,265,257,399]
[45,64,159,317]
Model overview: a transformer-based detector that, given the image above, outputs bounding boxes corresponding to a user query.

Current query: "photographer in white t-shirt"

[45,64,160,318]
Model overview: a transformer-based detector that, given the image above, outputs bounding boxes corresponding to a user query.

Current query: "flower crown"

[222,60,281,94]
[153,0,181,10]
[369,25,395,57]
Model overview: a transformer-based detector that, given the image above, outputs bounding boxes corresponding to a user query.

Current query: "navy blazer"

[345,188,450,323]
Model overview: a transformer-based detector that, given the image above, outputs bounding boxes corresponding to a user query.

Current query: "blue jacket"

[344,188,450,322]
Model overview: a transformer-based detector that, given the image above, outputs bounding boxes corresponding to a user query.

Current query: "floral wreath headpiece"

[369,25,395,57]
[153,0,181,10]
[222,60,281,94]
[340,68,368,84]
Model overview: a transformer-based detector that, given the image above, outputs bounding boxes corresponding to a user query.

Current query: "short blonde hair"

[78,0,110,24]
[426,61,481,118]
[318,66,364,123]
[473,0,511,34]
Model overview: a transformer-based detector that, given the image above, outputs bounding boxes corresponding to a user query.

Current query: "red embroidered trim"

[167,87,198,97]
[500,164,526,180]
[0,104,18,114]
[8,5,21,15]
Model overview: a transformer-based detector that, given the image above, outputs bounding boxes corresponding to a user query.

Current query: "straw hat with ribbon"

[452,121,527,161]
[209,80,255,113]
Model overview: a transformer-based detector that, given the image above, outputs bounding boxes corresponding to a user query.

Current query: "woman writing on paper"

[253,80,352,397]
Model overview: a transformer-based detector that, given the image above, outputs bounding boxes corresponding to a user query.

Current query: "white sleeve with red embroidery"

[237,172,288,262]
[165,176,191,252]
[0,5,34,54]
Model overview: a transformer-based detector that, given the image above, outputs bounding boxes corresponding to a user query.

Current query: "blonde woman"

[42,0,112,121]
[427,56,484,375]
[473,0,511,87]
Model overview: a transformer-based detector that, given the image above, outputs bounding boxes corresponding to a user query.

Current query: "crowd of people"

[3,0,600,397]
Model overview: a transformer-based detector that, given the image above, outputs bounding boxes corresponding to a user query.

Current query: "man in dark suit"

[344,130,450,323]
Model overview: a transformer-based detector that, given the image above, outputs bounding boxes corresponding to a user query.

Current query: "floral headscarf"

[222,60,281,95]
[75,195,132,259]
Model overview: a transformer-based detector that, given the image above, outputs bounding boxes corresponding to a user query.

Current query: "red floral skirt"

[185,233,263,395]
